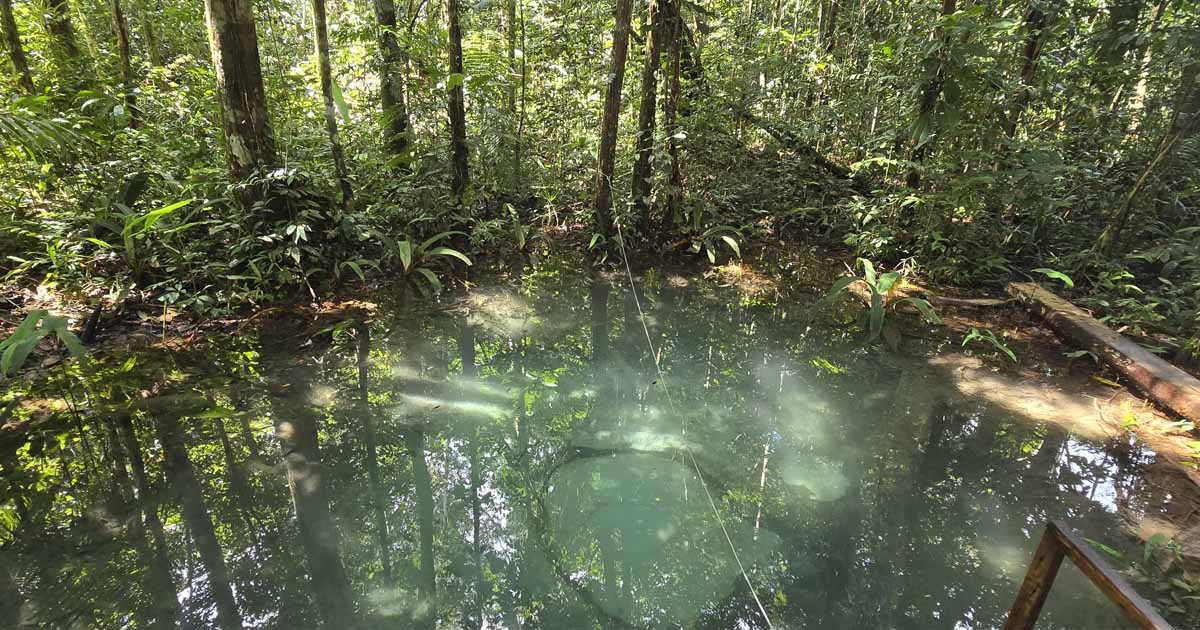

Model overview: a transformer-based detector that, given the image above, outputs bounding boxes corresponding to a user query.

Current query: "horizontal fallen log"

[1008,282,1200,424]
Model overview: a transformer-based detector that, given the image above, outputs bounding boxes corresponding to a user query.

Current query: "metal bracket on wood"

[1004,520,1174,630]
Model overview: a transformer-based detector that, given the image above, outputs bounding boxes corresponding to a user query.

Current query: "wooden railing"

[1004,520,1174,630]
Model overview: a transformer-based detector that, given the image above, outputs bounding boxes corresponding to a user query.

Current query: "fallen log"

[1008,282,1200,423]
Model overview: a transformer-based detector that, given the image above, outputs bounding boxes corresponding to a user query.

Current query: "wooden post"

[1005,521,1175,630]
[1004,523,1066,629]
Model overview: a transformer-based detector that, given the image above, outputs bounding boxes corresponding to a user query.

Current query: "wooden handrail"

[1004,520,1174,630]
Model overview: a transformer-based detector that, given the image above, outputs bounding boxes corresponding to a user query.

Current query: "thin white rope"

[612,223,774,629]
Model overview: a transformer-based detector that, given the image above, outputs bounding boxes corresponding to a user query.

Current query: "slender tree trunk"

[355,320,394,585]
[110,0,138,128]
[46,0,81,59]
[1,0,34,94]
[505,0,519,188]
[593,0,635,241]
[204,0,276,189]
[311,0,353,208]
[117,415,179,629]
[155,414,242,630]
[632,0,664,234]
[807,0,838,108]
[272,391,359,627]
[138,0,162,66]
[1003,0,1052,138]
[516,0,527,191]
[407,429,438,630]
[660,0,682,234]
[905,0,956,189]
[1127,0,1169,135]
[447,0,471,203]
[372,0,411,169]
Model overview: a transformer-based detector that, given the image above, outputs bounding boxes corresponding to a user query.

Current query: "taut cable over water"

[613,222,774,628]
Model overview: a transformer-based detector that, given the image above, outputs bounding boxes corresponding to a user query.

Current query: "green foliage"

[1127,535,1200,626]
[0,310,87,377]
[824,259,941,345]
[962,327,1017,363]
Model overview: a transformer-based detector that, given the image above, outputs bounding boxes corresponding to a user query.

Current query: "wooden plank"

[1004,524,1067,630]
[1049,521,1174,630]
[1008,282,1200,423]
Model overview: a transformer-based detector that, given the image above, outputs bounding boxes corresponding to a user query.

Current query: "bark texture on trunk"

[139,0,162,66]
[46,0,80,59]
[311,0,353,208]
[1,0,34,94]
[1127,0,1169,135]
[204,0,276,185]
[632,0,664,233]
[593,0,635,241]
[660,0,682,232]
[447,0,471,202]
[110,0,138,128]
[372,0,411,167]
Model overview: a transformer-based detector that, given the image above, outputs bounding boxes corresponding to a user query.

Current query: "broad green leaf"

[719,235,741,258]
[427,247,473,266]
[331,79,351,123]
[1032,268,1075,289]
[415,268,442,294]
[868,292,884,340]
[876,272,900,296]
[857,258,877,287]
[824,276,860,302]
[397,240,413,272]
[897,297,941,324]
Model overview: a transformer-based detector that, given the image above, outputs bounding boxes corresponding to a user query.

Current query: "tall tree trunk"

[660,0,682,234]
[355,320,394,585]
[593,0,635,241]
[807,0,838,108]
[905,0,956,189]
[1003,0,1052,138]
[46,0,81,59]
[1096,61,1200,255]
[1126,0,1169,135]
[311,0,352,208]
[407,428,438,630]
[110,0,138,128]
[155,413,243,630]
[631,0,664,234]
[204,0,276,189]
[272,391,359,627]
[372,0,411,168]
[447,0,470,203]
[1,0,34,94]
[505,0,520,188]
[138,0,162,66]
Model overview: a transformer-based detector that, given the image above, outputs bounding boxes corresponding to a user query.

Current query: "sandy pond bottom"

[2,260,1197,629]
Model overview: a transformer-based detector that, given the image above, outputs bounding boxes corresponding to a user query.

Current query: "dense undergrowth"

[2,0,1197,365]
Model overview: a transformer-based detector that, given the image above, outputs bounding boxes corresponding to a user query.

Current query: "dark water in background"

[0,260,1176,629]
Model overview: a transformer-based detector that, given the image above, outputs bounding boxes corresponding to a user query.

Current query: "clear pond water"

[0,261,1183,629]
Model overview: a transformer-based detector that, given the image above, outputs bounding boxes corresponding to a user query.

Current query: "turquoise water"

[0,261,1172,629]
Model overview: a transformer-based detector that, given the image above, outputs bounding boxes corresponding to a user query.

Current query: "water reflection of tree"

[0,262,1190,629]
